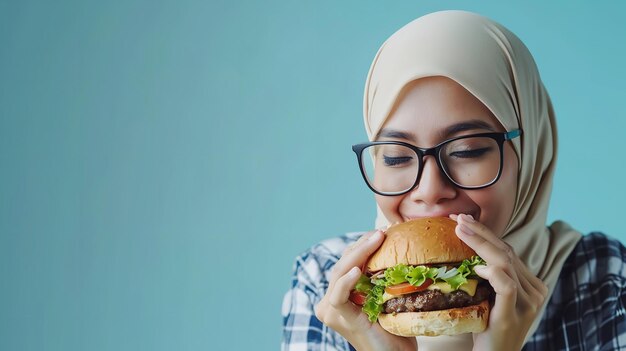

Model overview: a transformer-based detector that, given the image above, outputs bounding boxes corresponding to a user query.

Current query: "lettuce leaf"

[362,285,385,322]
[384,264,410,285]
[355,274,373,293]
[406,266,439,286]
[441,256,486,290]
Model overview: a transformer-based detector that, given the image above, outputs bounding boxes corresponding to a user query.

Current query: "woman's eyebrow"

[376,119,496,141]
[376,129,415,140]
[440,119,496,139]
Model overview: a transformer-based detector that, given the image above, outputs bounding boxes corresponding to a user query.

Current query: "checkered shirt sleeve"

[281,233,363,351]
[524,232,626,351]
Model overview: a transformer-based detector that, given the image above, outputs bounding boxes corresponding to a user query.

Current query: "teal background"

[1,1,625,350]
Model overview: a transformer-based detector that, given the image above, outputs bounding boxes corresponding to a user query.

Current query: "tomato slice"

[349,290,367,306]
[385,279,433,295]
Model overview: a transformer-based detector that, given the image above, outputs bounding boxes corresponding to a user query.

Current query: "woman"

[282,10,626,351]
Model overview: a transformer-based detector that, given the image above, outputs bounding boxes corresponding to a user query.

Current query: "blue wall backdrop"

[1,1,625,350]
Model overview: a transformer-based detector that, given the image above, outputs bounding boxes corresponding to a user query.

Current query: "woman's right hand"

[314,230,418,351]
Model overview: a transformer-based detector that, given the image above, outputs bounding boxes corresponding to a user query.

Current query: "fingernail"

[349,266,360,277]
[368,230,382,241]
[459,223,475,236]
[463,214,475,223]
[449,214,458,221]
[474,265,486,272]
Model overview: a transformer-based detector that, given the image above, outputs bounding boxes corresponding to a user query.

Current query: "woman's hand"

[451,214,549,351]
[314,230,418,351]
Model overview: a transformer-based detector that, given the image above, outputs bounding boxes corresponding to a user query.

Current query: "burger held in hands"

[349,217,495,337]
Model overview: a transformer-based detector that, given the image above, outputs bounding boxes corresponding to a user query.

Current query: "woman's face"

[374,76,518,238]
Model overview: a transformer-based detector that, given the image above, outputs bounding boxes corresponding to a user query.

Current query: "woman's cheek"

[375,194,404,223]
[474,191,513,237]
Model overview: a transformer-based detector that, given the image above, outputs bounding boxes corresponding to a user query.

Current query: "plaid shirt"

[281,232,626,351]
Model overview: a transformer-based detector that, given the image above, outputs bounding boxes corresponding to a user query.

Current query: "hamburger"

[349,217,494,337]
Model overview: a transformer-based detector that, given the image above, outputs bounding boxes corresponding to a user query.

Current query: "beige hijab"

[363,10,581,349]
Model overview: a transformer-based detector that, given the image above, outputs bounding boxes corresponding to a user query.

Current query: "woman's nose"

[408,155,456,204]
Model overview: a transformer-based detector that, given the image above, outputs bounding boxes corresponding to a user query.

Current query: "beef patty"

[383,283,493,314]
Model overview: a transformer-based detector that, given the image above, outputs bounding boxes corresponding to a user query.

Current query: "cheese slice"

[427,279,478,296]
[382,291,400,303]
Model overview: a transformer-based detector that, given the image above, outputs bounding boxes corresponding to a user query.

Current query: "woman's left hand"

[450,213,549,351]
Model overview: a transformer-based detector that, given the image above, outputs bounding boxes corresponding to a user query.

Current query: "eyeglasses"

[352,129,522,196]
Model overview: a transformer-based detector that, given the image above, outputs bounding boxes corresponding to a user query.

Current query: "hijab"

[362,10,582,348]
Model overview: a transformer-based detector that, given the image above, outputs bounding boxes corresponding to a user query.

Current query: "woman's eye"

[448,147,492,158]
[383,155,413,166]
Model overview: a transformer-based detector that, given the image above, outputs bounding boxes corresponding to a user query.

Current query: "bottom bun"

[378,299,490,337]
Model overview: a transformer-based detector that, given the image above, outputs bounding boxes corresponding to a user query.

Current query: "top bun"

[365,217,476,272]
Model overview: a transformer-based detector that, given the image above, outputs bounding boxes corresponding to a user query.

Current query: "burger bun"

[378,299,490,337]
[366,217,476,272]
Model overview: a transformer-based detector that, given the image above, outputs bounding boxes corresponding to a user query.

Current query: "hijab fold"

[363,11,581,348]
